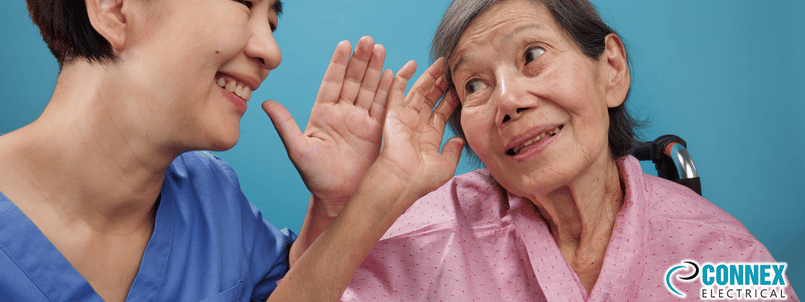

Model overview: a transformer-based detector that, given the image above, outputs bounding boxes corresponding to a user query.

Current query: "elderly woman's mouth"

[506,125,564,156]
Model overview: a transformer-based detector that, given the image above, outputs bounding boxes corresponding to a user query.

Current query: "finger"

[422,58,449,109]
[387,60,417,109]
[338,36,375,105]
[441,137,465,169]
[315,41,352,105]
[422,75,448,109]
[431,88,459,130]
[369,69,394,120]
[404,57,446,108]
[262,100,307,161]
[355,44,387,110]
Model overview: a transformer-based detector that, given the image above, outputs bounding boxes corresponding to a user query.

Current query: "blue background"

[2,0,803,293]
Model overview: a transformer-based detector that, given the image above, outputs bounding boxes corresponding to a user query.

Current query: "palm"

[377,59,464,197]
[264,37,393,205]
[298,98,383,200]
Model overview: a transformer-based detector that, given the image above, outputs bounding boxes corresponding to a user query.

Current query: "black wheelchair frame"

[632,135,702,196]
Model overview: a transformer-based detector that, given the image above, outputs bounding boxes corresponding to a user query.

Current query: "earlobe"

[602,34,630,108]
[85,0,127,52]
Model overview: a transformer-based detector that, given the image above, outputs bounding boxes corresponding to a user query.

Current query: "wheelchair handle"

[666,142,698,179]
[632,135,702,196]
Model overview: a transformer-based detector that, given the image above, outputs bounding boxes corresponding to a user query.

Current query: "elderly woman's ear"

[601,33,631,108]
[85,0,128,51]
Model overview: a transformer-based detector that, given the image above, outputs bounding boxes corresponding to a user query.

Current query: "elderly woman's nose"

[244,23,282,71]
[495,74,534,124]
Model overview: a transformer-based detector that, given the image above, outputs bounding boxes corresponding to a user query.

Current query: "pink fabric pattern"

[342,156,797,301]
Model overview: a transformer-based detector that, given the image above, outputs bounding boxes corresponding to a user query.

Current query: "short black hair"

[27,0,115,68]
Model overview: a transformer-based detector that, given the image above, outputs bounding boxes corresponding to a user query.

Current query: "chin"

[207,134,240,151]
[201,124,241,151]
[206,115,245,151]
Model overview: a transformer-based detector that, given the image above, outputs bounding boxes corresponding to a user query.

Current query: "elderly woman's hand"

[372,58,464,204]
[263,36,393,217]
[266,59,463,301]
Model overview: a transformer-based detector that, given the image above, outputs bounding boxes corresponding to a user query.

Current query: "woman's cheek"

[460,107,494,160]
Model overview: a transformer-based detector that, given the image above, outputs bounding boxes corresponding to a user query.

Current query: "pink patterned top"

[342,156,797,301]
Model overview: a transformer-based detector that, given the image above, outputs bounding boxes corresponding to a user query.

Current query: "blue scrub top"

[0,151,297,301]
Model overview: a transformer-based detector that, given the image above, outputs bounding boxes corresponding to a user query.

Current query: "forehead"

[450,0,563,66]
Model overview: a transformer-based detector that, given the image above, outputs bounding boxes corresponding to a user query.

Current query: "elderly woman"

[342,0,797,300]
[0,0,463,301]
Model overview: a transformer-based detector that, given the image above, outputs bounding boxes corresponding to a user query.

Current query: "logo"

[664,260,789,300]
[666,260,700,297]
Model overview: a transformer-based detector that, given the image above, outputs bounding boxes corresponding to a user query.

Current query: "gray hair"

[430,0,644,161]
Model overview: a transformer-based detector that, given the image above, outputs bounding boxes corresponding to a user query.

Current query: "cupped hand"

[263,36,393,215]
[374,58,464,203]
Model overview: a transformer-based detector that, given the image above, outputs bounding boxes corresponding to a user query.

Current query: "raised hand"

[372,58,464,208]
[268,59,464,301]
[263,36,393,216]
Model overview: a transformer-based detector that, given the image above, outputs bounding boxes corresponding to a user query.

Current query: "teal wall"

[2,0,803,293]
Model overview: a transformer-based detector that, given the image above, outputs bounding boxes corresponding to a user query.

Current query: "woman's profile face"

[118,0,282,151]
[449,0,622,197]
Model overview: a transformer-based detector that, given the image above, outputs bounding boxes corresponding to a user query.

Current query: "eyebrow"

[451,57,466,76]
[451,23,544,74]
[272,0,284,16]
[268,0,283,31]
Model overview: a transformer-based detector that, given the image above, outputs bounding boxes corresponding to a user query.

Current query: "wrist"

[290,195,343,266]
[310,195,349,219]
[350,162,422,222]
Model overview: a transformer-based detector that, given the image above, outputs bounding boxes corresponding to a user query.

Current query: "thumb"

[262,100,306,160]
[441,137,465,171]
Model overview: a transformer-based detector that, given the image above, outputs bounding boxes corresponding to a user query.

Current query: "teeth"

[512,134,547,154]
[238,86,252,101]
[509,126,562,155]
[225,80,236,92]
[216,75,252,101]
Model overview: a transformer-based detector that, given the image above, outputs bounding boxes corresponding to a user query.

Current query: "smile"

[506,125,563,156]
[216,75,252,101]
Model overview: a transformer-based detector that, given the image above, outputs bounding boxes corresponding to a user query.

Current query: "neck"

[526,154,624,292]
[533,160,623,247]
[1,60,173,233]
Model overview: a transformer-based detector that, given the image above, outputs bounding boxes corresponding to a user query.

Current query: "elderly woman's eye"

[525,47,545,64]
[465,79,487,94]
[235,0,254,9]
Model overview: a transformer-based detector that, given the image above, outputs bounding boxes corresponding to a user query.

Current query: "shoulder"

[619,158,770,261]
[643,174,755,240]
[383,169,508,238]
[619,156,753,239]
